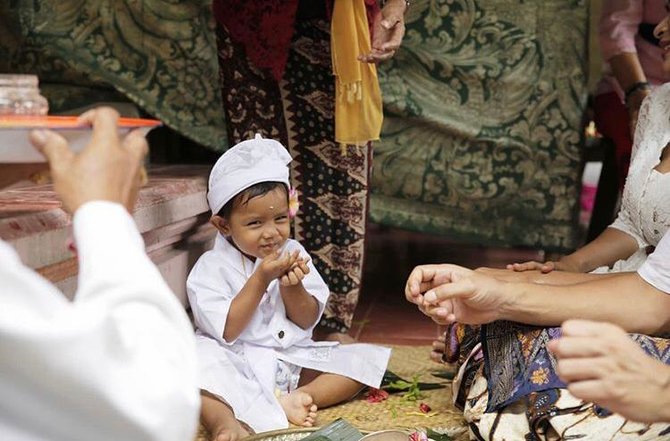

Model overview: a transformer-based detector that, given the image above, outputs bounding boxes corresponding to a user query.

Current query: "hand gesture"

[29,107,148,213]
[358,0,406,63]
[280,257,311,286]
[549,320,670,423]
[257,250,300,284]
[406,264,506,325]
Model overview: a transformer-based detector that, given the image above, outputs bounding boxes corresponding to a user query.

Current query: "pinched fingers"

[423,278,472,305]
[78,107,121,151]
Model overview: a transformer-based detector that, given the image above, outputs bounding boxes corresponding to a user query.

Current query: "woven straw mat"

[195,345,468,440]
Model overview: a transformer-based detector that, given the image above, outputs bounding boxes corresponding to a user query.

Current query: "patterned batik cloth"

[449,322,670,440]
[216,11,371,333]
[0,1,226,150]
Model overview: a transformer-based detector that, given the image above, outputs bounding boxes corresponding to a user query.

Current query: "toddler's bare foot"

[279,390,318,427]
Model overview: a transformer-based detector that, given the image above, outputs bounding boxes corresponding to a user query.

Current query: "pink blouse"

[597,0,670,97]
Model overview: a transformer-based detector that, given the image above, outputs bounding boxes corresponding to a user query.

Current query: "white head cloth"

[207,134,292,215]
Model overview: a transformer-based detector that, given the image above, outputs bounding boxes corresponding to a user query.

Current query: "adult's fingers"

[556,357,608,382]
[562,319,624,338]
[423,279,471,304]
[380,25,405,51]
[123,129,149,162]
[380,14,401,30]
[78,107,121,152]
[549,335,608,359]
[566,379,609,404]
[29,129,73,171]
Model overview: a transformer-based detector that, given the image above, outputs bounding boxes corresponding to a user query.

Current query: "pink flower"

[288,187,299,218]
[365,387,389,403]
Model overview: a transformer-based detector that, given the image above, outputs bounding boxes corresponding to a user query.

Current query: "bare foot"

[279,390,318,427]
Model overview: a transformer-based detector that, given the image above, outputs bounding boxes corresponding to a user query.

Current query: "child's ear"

[210,215,231,236]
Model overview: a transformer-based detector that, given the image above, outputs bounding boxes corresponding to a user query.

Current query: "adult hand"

[28,107,148,213]
[549,320,670,423]
[359,0,407,63]
[407,264,507,325]
[405,264,460,307]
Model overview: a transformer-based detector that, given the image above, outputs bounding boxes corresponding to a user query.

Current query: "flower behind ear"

[288,187,300,218]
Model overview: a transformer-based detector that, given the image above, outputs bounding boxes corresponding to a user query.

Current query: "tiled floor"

[351,224,544,345]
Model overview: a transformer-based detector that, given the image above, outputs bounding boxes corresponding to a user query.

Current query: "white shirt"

[638,230,670,294]
[188,235,391,432]
[0,201,199,441]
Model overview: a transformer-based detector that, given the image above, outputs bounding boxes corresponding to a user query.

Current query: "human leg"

[200,391,251,441]
[298,373,364,408]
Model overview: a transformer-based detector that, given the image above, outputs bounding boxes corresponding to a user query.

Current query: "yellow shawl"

[331,0,383,148]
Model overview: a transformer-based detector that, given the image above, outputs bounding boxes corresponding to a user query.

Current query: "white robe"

[0,201,199,441]
[187,235,391,432]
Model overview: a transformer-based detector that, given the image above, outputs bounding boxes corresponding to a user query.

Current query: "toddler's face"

[223,187,290,259]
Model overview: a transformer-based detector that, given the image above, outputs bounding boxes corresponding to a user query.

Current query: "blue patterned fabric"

[481,321,670,412]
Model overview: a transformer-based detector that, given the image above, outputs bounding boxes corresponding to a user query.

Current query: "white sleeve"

[0,201,199,441]
[609,179,648,249]
[187,254,236,345]
[638,231,670,294]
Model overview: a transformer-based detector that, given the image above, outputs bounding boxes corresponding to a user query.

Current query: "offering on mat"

[0,115,160,163]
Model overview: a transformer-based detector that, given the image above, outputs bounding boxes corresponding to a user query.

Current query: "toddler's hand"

[258,250,300,283]
[280,257,311,286]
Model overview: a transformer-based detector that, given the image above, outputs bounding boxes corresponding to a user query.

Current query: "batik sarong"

[448,322,670,440]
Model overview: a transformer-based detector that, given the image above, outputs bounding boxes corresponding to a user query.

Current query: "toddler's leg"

[299,373,364,408]
[201,391,251,441]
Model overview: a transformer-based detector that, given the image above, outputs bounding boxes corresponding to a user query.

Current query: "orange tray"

[0,115,161,129]
[0,116,161,163]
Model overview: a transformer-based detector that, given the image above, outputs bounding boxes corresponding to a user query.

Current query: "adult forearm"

[281,285,319,329]
[501,273,670,334]
[527,271,617,286]
[563,227,639,273]
[609,52,647,90]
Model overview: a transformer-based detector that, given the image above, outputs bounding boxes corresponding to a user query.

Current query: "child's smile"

[223,187,290,259]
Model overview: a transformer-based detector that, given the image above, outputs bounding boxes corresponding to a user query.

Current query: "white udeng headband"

[207,134,292,215]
